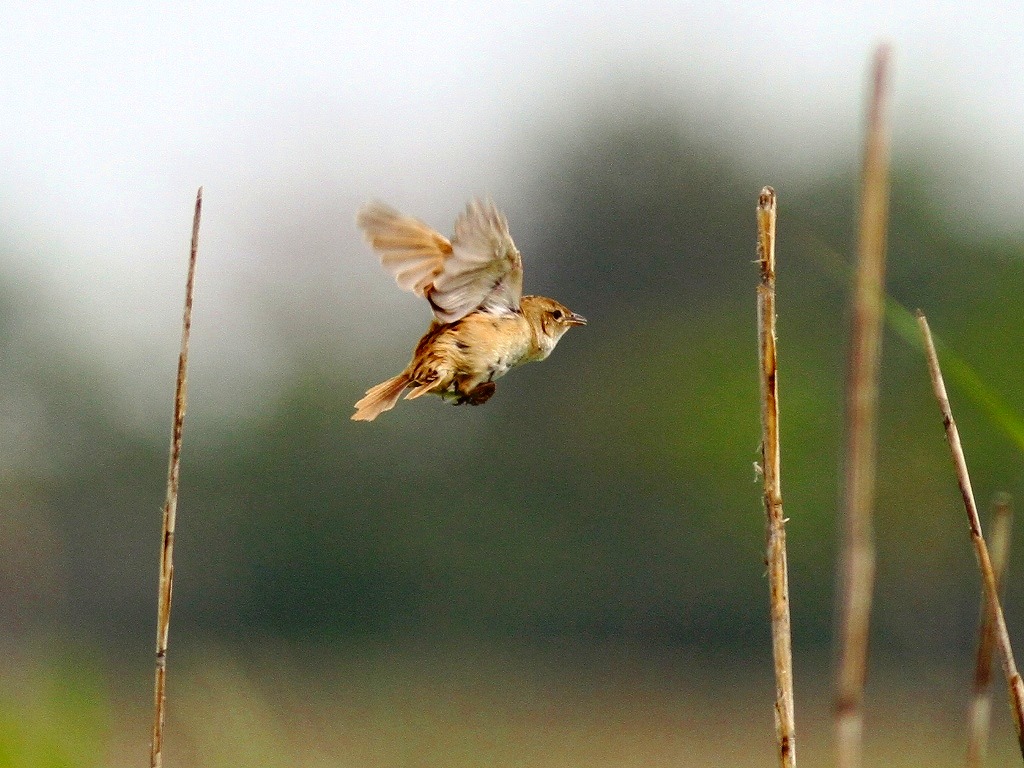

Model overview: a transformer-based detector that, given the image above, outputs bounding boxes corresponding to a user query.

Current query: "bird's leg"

[454,381,497,406]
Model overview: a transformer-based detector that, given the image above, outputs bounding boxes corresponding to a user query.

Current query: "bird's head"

[521,295,587,359]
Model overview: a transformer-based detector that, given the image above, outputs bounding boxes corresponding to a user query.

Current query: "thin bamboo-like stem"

[835,44,892,768]
[150,187,202,768]
[918,312,1024,761]
[967,494,1014,768]
[757,186,797,768]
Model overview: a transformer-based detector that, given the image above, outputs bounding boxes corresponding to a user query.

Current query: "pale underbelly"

[435,351,521,399]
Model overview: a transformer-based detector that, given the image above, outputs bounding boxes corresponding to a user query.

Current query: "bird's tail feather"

[352,372,411,421]
[404,378,443,400]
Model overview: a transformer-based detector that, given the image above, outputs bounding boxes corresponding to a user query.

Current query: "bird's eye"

[552,310,563,320]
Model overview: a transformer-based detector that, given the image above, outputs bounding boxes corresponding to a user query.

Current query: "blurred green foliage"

[0,654,106,768]
[2,109,1023,663]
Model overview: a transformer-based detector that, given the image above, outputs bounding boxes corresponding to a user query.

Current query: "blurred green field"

[2,645,1020,767]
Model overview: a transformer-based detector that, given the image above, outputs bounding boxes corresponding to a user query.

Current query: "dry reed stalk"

[150,187,202,768]
[834,44,892,768]
[757,186,797,768]
[967,494,1014,768]
[917,312,1024,761]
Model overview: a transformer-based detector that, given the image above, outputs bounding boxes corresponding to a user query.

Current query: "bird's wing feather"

[356,201,452,297]
[426,199,523,323]
[357,198,524,323]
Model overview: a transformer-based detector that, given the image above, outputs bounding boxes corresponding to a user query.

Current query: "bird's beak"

[567,312,587,327]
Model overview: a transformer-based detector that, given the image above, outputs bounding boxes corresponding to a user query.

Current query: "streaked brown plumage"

[352,198,585,421]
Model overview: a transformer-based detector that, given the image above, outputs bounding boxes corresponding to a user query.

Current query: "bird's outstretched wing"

[428,198,523,322]
[355,202,452,298]
[356,198,523,323]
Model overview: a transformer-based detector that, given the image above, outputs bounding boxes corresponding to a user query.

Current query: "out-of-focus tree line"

[3,108,1023,662]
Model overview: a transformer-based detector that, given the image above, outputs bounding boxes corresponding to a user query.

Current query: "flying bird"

[352,198,586,421]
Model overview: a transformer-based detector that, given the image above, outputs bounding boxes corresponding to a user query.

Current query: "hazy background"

[2,2,1024,766]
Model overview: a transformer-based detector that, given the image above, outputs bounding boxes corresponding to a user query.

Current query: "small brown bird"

[352,198,586,421]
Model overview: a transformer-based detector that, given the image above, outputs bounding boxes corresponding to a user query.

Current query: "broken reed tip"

[873,42,893,68]
[868,44,893,119]
[759,186,776,210]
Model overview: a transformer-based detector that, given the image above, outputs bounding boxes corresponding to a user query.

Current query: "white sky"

[1,0,1022,422]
